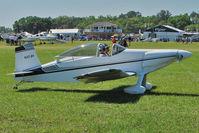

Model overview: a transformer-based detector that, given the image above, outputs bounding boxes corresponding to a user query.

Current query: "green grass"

[0,40,199,133]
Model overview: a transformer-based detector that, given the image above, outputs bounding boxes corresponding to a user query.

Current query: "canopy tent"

[49,29,81,35]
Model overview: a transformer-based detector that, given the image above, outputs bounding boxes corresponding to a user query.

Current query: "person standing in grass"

[121,38,128,48]
[9,35,14,46]
[70,36,74,43]
[185,37,189,44]
[111,37,116,44]
[190,37,192,44]
[128,36,132,46]
[14,35,18,46]
[181,37,185,43]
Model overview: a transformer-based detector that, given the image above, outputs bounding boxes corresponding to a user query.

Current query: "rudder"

[15,43,41,72]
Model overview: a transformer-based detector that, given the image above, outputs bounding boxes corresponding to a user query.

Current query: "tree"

[143,15,160,28]
[0,26,12,33]
[168,14,191,30]
[156,10,172,22]
[119,11,142,18]
[118,13,126,19]
[185,24,199,32]
[13,16,53,33]
[190,11,199,19]
[190,12,199,24]
[12,10,199,34]
[126,11,142,18]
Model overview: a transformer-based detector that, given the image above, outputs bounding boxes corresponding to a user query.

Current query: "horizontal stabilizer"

[7,71,33,76]
[75,69,136,83]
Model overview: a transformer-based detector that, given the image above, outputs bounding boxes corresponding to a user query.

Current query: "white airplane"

[55,39,66,44]
[21,37,37,42]
[1,33,10,40]
[38,34,66,44]
[142,37,160,43]
[20,32,38,42]
[39,34,58,44]
[10,43,192,94]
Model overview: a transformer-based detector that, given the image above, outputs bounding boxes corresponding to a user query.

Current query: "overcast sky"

[0,0,199,28]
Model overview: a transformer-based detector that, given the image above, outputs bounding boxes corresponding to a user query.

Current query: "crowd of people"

[111,36,131,48]
[175,36,193,44]
[0,33,23,46]
[1,32,196,47]
[6,35,22,46]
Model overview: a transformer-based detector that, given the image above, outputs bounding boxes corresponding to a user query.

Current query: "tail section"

[15,43,41,72]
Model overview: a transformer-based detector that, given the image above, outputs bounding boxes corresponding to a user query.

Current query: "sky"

[0,0,199,28]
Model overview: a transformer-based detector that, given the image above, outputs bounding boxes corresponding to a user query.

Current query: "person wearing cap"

[104,44,110,56]
[121,38,128,47]
[99,44,110,57]
[111,37,116,44]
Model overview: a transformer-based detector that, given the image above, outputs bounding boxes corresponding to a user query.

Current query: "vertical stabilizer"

[15,43,41,72]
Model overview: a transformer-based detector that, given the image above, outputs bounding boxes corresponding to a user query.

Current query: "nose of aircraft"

[178,50,192,59]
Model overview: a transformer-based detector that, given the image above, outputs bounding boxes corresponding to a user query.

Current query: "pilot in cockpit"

[99,44,110,57]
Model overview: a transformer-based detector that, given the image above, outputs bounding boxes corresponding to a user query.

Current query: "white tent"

[49,29,81,35]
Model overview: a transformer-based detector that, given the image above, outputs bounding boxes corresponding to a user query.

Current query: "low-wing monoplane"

[10,43,192,94]
[39,34,58,44]
[142,37,160,43]
[20,32,38,43]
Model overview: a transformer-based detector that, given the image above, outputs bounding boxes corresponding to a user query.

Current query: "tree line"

[12,10,199,34]
[0,26,12,33]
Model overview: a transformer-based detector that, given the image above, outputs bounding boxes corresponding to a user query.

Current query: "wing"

[74,69,136,83]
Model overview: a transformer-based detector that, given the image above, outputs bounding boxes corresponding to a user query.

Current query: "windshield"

[111,44,126,56]
[56,43,99,57]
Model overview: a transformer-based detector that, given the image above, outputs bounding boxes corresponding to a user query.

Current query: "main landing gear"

[124,74,152,94]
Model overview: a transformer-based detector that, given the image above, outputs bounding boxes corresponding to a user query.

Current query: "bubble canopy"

[56,43,99,57]
[55,43,126,58]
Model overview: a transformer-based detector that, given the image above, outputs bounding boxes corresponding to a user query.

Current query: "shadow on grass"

[146,91,199,97]
[17,85,142,104]
[16,86,199,104]
[85,85,142,103]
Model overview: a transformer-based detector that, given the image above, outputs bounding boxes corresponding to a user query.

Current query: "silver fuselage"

[15,48,191,82]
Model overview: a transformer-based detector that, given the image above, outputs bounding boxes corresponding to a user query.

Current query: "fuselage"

[15,48,191,82]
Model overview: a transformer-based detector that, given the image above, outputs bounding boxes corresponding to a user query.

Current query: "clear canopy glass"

[56,43,99,57]
[56,43,126,58]
[111,44,126,55]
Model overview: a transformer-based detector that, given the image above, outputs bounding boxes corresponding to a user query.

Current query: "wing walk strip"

[16,55,177,77]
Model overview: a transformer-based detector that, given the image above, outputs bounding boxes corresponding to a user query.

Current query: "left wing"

[74,69,136,83]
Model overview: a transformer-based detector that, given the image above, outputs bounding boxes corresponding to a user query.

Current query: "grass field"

[0,40,199,133]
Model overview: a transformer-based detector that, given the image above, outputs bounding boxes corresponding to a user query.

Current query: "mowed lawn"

[0,41,199,133]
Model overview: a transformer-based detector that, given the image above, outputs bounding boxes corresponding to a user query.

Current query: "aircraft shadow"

[17,86,199,104]
[17,85,142,103]
[85,85,143,103]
